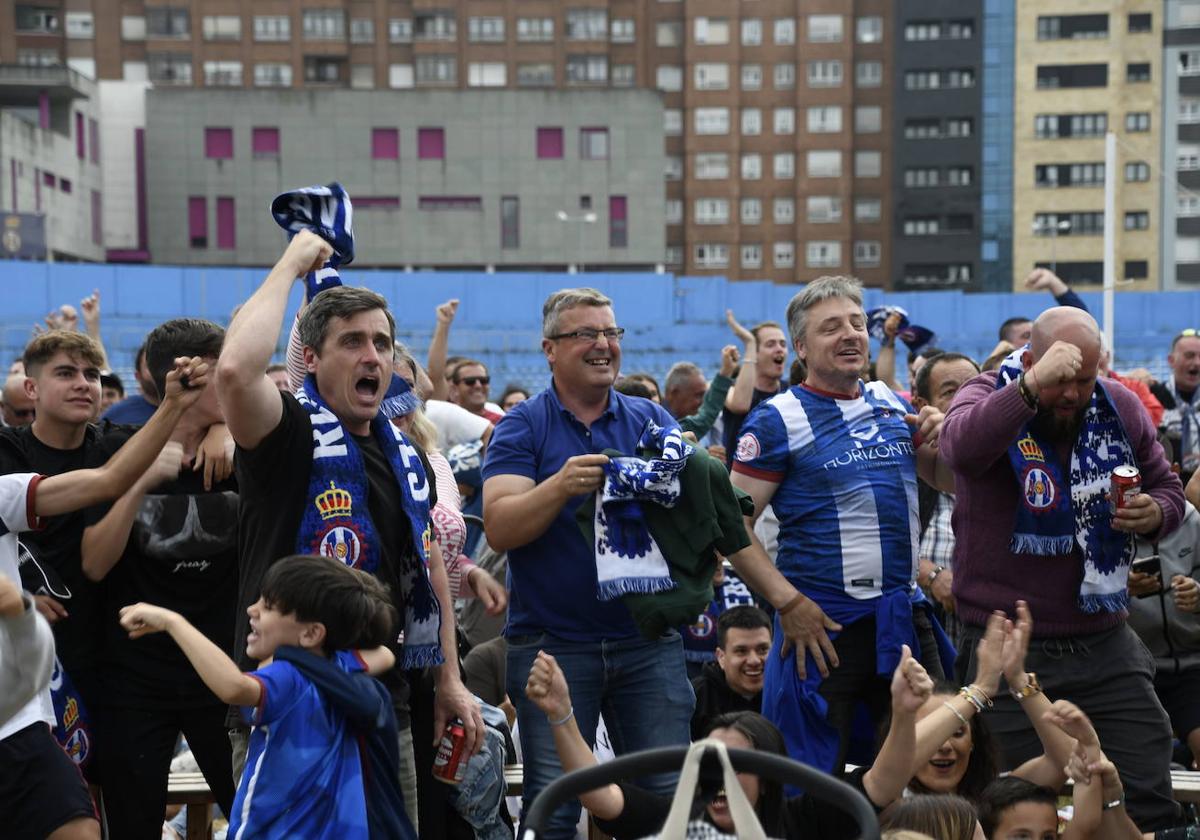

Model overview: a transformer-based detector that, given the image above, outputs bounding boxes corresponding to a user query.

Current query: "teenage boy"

[119,554,411,840]
[0,355,211,840]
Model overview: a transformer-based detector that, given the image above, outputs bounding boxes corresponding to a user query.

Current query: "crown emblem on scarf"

[1017,435,1045,462]
[316,481,353,520]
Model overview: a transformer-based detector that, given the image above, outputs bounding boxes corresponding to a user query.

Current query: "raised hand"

[80,290,101,329]
[161,356,211,410]
[726,310,755,346]
[525,650,572,721]
[1000,600,1033,688]
[719,344,740,378]
[436,299,460,325]
[1027,340,1083,395]
[972,611,1007,697]
[890,644,934,714]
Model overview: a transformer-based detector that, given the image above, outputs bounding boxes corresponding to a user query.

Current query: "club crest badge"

[1022,466,1056,511]
[314,481,367,568]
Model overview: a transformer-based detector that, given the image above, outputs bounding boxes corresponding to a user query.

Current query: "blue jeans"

[506,631,695,840]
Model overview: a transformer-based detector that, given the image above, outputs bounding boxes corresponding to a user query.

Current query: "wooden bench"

[165,771,215,840]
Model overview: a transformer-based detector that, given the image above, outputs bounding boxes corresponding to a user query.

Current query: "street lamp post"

[556,210,597,273]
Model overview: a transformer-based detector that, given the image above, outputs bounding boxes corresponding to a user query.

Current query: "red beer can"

[1110,465,1141,514]
[432,718,467,784]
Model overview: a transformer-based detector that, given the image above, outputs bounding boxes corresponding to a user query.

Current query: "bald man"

[940,307,1184,831]
[0,376,34,428]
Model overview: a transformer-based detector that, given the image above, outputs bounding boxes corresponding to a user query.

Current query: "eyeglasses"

[458,376,490,386]
[548,328,626,343]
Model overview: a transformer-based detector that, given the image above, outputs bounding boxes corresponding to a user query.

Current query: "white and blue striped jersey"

[733,381,920,607]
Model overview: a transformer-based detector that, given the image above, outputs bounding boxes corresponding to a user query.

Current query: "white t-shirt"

[424,400,492,451]
[0,473,55,742]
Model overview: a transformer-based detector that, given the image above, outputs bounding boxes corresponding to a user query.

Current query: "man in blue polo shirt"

[483,287,693,839]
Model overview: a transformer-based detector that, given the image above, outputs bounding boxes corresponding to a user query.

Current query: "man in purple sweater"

[941,306,1184,831]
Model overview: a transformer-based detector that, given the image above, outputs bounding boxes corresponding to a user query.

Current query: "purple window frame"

[204,127,234,160]
[216,197,236,250]
[356,197,401,209]
[536,127,564,159]
[91,190,102,245]
[75,113,85,159]
[60,179,72,194]
[609,196,628,248]
[417,127,445,160]
[251,127,280,158]
[372,128,399,160]
[188,196,207,248]
[88,118,100,164]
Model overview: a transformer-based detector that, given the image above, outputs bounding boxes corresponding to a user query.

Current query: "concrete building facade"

[1012,1,1161,292]
[1162,0,1200,288]
[144,88,664,269]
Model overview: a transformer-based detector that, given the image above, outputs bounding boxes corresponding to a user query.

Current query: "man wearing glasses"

[482,287,693,839]
[1151,328,1200,485]
[449,359,503,423]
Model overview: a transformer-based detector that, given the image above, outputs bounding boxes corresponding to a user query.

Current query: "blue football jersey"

[733,382,920,606]
[229,651,370,840]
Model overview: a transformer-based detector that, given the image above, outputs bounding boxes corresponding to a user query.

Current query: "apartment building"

[3,1,895,284]
[1012,2,1161,292]
[891,2,983,292]
[1162,0,1200,287]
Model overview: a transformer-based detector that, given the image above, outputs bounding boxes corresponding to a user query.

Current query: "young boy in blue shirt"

[120,554,411,839]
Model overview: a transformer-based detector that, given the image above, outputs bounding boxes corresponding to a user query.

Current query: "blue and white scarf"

[271,183,354,302]
[996,348,1136,613]
[594,421,693,600]
[295,376,443,668]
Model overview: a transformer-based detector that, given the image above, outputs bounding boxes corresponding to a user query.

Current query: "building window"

[1128,13,1152,33]
[517,17,553,42]
[1124,161,1149,182]
[1036,14,1109,41]
[905,21,941,41]
[696,153,730,179]
[91,189,102,245]
[1181,195,1200,217]
[904,217,940,236]
[254,16,290,41]
[656,21,682,46]
[1181,51,1200,76]
[855,151,882,178]
[774,242,796,268]
[665,200,682,224]
[1034,112,1108,138]
[255,63,292,87]
[349,64,374,89]
[1180,99,1200,123]
[537,127,564,159]
[372,128,399,160]
[742,19,762,46]
[387,19,412,42]
[75,112,85,159]
[773,198,795,223]
[695,17,730,44]
[566,8,607,41]
[665,246,683,266]
[610,18,635,42]
[146,7,189,38]
[304,56,345,83]
[1126,63,1151,82]
[60,179,72,194]
[349,18,373,43]
[122,16,146,40]
[856,16,882,43]
[695,244,729,269]
[148,53,192,84]
[808,61,843,87]
[855,198,882,222]
[580,127,609,160]
[1036,64,1107,89]
[468,16,504,42]
[1125,112,1150,132]
[773,18,795,45]
[88,118,99,164]
[807,150,842,178]
[1124,211,1149,230]
[855,61,881,88]
[694,63,729,90]
[656,65,683,91]
[203,15,241,40]
[806,241,844,267]
[1125,260,1148,280]
[612,64,635,87]
[774,108,795,135]
[567,55,607,84]
[739,154,761,180]
[188,197,207,248]
[741,244,763,269]
[386,65,413,88]
[204,127,233,159]
[216,197,236,250]
[355,197,400,210]
[695,108,730,135]
[695,199,730,225]
[418,196,483,211]
[904,168,940,188]
[203,61,242,86]
[664,157,683,180]
[1033,212,1105,235]
[15,5,60,32]
[664,109,682,136]
[741,198,762,224]
[1179,145,1200,171]
[854,241,881,267]
[467,62,506,87]
[741,108,762,136]
[501,197,519,249]
[947,166,973,186]
[415,55,456,85]
[414,11,456,40]
[418,128,444,160]
[516,63,554,87]
[808,15,843,42]
[742,64,763,90]
[807,196,842,223]
[252,127,280,158]
[807,106,842,133]
[66,12,94,39]
[302,9,344,39]
[774,63,796,89]
[855,106,882,133]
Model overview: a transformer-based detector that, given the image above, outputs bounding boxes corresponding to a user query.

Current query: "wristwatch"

[1010,672,1042,701]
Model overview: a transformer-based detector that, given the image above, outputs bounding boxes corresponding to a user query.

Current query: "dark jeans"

[956,621,1180,832]
[817,610,944,775]
[97,702,236,840]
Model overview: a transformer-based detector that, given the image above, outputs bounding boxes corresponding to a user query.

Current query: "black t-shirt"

[593,766,873,840]
[721,386,783,465]
[0,422,132,700]
[87,469,239,709]
[233,392,436,678]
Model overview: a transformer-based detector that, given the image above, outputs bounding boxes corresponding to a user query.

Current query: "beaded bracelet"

[959,684,993,714]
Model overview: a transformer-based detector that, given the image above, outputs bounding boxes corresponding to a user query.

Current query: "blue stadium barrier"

[0,259,1189,391]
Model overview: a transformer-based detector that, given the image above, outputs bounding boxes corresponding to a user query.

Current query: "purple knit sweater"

[940,372,1184,637]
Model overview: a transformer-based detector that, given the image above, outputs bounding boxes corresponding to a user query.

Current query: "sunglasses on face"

[458,376,490,386]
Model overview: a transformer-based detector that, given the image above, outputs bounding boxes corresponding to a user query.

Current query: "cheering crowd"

[1,212,1199,840]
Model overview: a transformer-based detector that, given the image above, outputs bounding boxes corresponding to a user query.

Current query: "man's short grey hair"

[298,286,395,354]
[785,275,864,346]
[542,287,613,338]
[665,362,703,394]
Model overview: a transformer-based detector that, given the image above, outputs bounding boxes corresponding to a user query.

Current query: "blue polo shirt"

[482,383,680,641]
